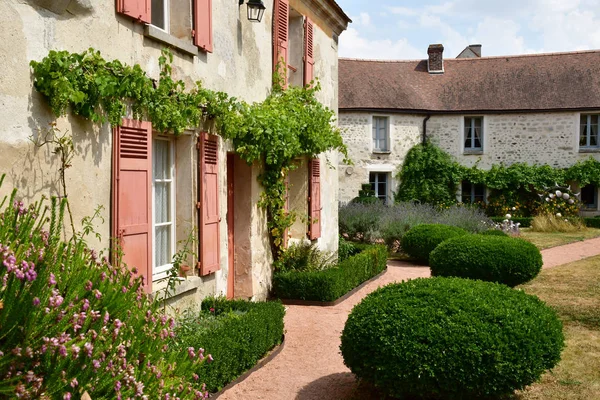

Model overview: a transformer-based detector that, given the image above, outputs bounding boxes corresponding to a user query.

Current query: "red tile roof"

[339,50,600,113]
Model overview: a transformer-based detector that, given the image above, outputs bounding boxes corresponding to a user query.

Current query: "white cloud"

[339,27,424,60]
[358,12,371,26]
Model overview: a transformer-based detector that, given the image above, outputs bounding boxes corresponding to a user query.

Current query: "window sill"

[144,25,199,57]
[372,150,391,155]
[579,148,600,154]
[463,150,483,155]
[151,276,203,301]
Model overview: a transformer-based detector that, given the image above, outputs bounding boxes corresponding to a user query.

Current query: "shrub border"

[490,216,600,229]
[277,269,388,307]
[212,335,286,399]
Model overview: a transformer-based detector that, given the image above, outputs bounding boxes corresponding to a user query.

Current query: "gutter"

[422,115,431,145]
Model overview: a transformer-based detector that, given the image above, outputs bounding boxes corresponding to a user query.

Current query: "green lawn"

[519,228,600,250]
[515,256,600,400]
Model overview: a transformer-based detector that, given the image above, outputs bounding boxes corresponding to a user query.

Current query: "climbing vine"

[30,48,348,259]
[396,142,600,216]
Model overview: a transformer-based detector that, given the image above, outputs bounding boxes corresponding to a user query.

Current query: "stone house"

[338,44,600,216]
[0,0,350,306]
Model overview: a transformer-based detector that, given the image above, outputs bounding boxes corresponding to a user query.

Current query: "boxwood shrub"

[174,298,285,393]
[341,278,564,400]
[400,224,467,263]
[272,245,388,302]
[585,217,600,229]
[479,229,509,237]
[430,235,542,287]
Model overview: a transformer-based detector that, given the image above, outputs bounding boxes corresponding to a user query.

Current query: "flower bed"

[271,245,388,303]
[491,216,600,229]
[173,297,285,393]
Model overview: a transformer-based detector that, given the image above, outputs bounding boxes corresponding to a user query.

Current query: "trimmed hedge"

[585,217,600,228]
[341,278,564,400]
[400,224,468,263]
[430,235,542,287]
[174,298,285,393]
[479,229,509,237]
[272,245,388,302]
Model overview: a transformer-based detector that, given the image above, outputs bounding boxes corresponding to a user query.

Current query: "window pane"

[474,118,482,129]
[154,182,170,223]
[581,115,588,125]
[592,115,599,125]
[464,126,472,148]
[590,124,598,146]
[474,184,485,202]
[153,140,170,180]
[155,225,171,267]
[151,0,167,30]
[580,124,588,146]
[474,127,482,148]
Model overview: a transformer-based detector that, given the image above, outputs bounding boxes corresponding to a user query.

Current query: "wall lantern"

[239,0,266,23]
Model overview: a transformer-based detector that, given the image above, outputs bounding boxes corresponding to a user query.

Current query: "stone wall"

[339,111,600,214]
[0,0,344,304]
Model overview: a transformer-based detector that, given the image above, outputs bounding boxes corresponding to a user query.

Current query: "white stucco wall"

[0,0,345,303]
[339,111,600,214]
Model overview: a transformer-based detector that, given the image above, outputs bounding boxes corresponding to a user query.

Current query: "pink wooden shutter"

[194,0,213,53]
[116,0,151,24]
[112,119,153,293]
[308,158,321,240]
[273,0,289,88]
[198,133,220,276]
[303,17,315,86]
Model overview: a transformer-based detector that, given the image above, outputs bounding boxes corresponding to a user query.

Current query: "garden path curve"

[217,239,600,400]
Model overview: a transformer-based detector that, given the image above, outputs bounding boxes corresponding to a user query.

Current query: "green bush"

[400,224,467,263]
[338,236,360,262]
[174,298,285,393]
[274,241,336,273]
[479,229,509,237]
[341,278,564,400]
[585,217,600,229]
[430,235,543,287]
[272,245,387,302]
[491,216,533,227]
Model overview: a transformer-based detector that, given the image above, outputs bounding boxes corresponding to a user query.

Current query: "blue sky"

[336,0,600,59]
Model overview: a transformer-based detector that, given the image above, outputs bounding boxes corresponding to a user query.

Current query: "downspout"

[422,114,431,145]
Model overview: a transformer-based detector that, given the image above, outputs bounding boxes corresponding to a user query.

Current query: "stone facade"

[0,0,348,306]
[339,111,600,215]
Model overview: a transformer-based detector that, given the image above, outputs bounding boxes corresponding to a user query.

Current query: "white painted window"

[581,184,598,210]
[464,116,483,151]
[461,181,485,204]
[153,137,175,280]
[369,172,389,204]
[151,0,170,32]
[580,114,599,148]
[372,116,389,152]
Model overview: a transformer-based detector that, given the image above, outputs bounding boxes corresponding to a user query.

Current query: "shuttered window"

[303,17,315,86]
[112,119,153,292]
[197,133,220,276]
[308,159,321,240]
[116,0,151,24]
[194,0,213,52]
[273,0,289,87]
[153,137,175,279]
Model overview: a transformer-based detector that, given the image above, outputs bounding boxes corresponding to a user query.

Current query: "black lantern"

[239,0,266,23]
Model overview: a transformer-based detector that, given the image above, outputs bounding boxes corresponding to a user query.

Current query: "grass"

[515,256,600,400]
[519,228,600,250]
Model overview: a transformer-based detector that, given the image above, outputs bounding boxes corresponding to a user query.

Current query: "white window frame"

[463,116,484,152]
[152,136,176,281]
[369,172,389,204]
[461,181,486,204]
[151,0,170,33]
[579,114,599,149]
[372,116,390,153]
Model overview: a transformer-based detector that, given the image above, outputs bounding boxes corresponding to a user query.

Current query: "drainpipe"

[422,115,431,145]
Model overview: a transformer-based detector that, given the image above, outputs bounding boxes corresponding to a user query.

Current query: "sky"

[336,0,600,60]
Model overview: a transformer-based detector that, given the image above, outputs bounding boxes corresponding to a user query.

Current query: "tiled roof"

[339,50,600,112]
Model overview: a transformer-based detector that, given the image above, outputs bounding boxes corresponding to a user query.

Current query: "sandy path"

[218,240,600,400]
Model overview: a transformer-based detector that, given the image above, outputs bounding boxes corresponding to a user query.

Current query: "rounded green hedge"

[340,278,564,400]
[430,235,543,287]
[480,229,509,237]
[400,224,467,263]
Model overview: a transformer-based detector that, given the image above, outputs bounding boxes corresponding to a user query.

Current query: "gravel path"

[218,239,600,400]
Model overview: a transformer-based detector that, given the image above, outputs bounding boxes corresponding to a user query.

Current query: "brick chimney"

[427,44,444,74]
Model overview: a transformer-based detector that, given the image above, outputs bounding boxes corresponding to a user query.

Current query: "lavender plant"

[0,177,209,399]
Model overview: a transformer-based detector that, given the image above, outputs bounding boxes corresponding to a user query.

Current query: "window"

[369,172,389,204]
[373,117,389,152]
[153,137,175,280]
[151,0,169,32]
[464,117,483,151]
[461,181,485,204]
[581,184,598,210]
[580,114,599,149]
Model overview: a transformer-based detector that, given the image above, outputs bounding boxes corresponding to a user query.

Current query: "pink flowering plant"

[0,179,210,399]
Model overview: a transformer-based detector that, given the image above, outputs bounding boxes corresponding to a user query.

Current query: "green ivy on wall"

[30,48,348,259]
[396,142,600,216]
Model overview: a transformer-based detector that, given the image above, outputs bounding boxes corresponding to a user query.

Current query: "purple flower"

[84,342,93,357]
[58,345,67,358]
[82,299,90,311]
[48,273,57,286]
[115,381,122,391]
[63,393,71,400]
[94,289,103,300]
[85,281,93,291]
[71,345,80,359]
[70,378,78,388]
[92,359,101,370]
[33,297,40,306]
[188,347,196,359]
